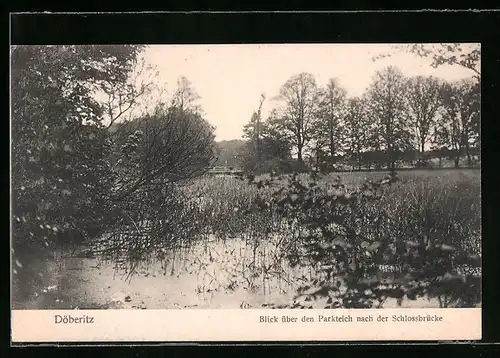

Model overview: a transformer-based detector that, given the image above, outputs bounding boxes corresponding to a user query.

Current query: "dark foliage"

[247,170,481,308]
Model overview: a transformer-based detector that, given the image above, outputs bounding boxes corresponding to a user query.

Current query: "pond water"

[13,237,444,310]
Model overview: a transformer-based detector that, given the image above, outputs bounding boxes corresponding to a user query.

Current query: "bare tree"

[272,73,320,163]
[405,75,443,167]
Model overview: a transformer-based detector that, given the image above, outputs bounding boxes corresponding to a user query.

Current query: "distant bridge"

[206,166,244,176]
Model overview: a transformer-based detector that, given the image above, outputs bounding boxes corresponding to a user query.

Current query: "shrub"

[248,158,311,175]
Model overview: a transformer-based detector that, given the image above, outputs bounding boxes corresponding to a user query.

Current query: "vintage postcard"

[10,43,481,342]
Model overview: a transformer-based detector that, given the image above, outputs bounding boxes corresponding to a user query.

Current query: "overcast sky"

[140,43,479,141]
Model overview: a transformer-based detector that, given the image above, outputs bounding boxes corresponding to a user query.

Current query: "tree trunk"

[387,145,392,171]
[315,147,320,173]
[454,154,460,168]
[329,127,335,171]
[297,143,303,163]
[419,139,426,168]
[465,141,472,167]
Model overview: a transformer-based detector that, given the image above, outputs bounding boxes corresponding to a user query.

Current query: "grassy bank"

[185,169,480,256]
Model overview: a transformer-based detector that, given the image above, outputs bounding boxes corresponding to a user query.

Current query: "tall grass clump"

[88,183,207,281]
[370,172,481,307]
[378,172,480,255]
[184,175,280,240]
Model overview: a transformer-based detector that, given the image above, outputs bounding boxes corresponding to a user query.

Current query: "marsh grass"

[377,171,481,254]
[166,169,479,306]
[13,169,480,309]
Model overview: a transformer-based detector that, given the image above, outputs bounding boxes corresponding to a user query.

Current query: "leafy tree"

[405,75,443,167]
[242,113,292,174]
[11,45,144,298]
[344,97,372,170]
[272,73,320,163]
[314,79,347,171]
[242,94,266,162]
[437,78,480,168]
[374,43,480,80]
[406,43,480,79]
[11,45,143,249]
[213,140,248,167]
[260,136,291,161]
[100,55,160,128]
[366,66,412,170]
[374,44,481,168]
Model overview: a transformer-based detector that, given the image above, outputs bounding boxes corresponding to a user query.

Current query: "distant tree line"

[241,44,480,174]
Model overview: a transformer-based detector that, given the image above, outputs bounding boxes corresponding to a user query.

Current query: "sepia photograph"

[11,43,481,313]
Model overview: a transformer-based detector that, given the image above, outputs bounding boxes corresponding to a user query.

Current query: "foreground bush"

[245,158,310,176]
[11,45,143,301]
[247,171,481,308]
